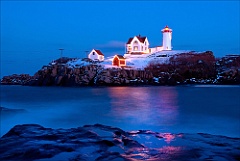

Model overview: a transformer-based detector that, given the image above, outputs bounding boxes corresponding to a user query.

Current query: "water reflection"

[107,87,179,130]
[122,131,184,161]
[122,146,184,161]
[1,85,240,138]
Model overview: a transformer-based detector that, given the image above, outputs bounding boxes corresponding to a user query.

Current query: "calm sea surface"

[0,85,240,138]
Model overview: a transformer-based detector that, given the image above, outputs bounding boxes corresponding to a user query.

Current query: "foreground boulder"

[0,124,240,161]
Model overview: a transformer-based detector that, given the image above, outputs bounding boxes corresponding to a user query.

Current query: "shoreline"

[1,82,240,87]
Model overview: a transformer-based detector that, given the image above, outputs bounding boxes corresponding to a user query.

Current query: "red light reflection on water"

[107,87,179,127]
[159,146,182,154]
[156,133,176,144]
[121,146,183,161]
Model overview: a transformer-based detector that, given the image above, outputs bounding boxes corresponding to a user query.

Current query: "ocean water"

[0,85,240,138]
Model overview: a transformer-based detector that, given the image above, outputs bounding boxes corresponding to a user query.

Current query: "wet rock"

[0,124,240,161]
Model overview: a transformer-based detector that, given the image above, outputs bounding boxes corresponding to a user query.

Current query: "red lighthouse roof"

[161,25,172,33]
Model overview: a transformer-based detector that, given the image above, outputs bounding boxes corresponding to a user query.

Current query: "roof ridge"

[93,49,104,56]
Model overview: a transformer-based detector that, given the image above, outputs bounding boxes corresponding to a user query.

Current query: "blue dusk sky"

[1,1,239,77]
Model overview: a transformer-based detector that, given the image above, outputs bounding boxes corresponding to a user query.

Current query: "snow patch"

[65,50,193,70]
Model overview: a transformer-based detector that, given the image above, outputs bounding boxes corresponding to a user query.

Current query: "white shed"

[88,49,104,61]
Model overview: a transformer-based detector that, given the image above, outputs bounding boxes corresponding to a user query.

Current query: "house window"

[141,46,143,51]
[134,40,138,45]
[120,60,125,65]
[93,52,95,55]
[134,46,138,51]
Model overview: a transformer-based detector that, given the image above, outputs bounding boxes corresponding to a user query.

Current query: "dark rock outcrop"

[0,124,239,160]
[215,55,240,84]
[0,74,34,85]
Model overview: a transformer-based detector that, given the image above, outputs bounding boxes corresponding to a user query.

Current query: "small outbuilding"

[88,49,104,61]
[112,55,126,67]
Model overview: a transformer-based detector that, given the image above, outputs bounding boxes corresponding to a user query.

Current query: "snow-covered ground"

[66,50,192,70]
[66,59,92,68]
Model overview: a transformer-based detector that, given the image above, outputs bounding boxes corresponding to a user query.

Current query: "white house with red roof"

[125,26,172,55]
[126,35,150,54]
[88,49,104,61]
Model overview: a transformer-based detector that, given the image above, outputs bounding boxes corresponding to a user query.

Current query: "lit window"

[134,46,138,51]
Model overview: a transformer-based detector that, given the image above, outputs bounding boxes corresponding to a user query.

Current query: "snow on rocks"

[66,59,92,68]
[65,50,192,70]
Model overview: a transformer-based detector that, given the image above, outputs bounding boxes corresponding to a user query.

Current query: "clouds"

[95,40,126,49]
[94,41,126,56]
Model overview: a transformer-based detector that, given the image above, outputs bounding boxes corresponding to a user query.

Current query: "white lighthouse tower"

[161,25,172,50]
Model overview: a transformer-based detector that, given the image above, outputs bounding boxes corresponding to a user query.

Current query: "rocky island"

[1,51,240,86]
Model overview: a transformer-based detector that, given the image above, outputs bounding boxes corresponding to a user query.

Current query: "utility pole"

[59,48,64,63]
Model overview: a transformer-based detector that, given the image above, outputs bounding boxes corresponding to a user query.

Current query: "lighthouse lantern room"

[161,25,172,50]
